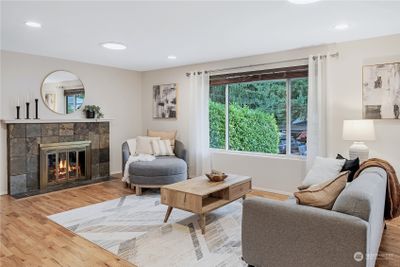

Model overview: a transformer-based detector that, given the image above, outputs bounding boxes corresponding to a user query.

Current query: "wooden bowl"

[206,173,228,182]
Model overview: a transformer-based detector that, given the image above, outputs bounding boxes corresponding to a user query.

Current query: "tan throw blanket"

[354,158,400,220]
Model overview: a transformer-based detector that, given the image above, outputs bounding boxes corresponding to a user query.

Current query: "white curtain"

[188,71,211,177]
[307,55,330,170]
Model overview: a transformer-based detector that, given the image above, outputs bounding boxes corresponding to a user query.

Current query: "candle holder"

[16,106,21,119]
[26,102,30,119]
[34,99,39,119]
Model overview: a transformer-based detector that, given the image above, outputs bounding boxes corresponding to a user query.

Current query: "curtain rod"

[185,52,339,77]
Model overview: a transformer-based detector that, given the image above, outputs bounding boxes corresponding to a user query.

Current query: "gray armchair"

[122,140,188,195]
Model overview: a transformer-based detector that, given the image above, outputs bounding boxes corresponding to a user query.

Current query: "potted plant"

[82,105,104,119]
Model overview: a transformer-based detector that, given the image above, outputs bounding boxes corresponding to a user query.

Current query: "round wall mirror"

[41,71,85,114]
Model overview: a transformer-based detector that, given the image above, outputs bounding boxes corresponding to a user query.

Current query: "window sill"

[209,148,306,161]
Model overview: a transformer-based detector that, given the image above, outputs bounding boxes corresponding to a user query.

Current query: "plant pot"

[86,110,95,119]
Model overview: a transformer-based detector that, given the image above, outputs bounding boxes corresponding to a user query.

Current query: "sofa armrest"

[174,140,187,163]
[333,167,387,222]
[242,197,368,267]
[122,141,130,174]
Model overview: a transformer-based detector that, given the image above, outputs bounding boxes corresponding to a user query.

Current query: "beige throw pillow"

[294,171,349,210]
[147,130,177,147]
[151,140,175,156]
[136,136,160,155]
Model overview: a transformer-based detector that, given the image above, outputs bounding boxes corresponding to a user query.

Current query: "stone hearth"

[7,121,110,197]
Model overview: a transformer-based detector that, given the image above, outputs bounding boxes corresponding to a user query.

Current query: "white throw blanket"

[122,154,156,183]
[123,138,155,182]
[123,154,155,182]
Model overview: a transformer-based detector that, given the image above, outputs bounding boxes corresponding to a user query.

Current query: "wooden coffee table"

[161,174,252,234]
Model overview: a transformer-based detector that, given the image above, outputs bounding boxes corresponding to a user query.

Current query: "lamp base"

[349,142,369,162]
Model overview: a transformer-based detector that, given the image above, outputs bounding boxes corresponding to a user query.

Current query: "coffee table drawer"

[161,189,202,213]
[229,181,251,200]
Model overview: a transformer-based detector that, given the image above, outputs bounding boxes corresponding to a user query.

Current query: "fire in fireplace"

[40,141,91,189]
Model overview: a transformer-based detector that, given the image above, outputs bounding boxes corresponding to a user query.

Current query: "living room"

[1,1,400,267]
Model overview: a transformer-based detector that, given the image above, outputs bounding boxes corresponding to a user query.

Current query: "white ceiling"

[1,1,400,71]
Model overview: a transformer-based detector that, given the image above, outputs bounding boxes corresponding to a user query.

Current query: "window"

[64,89,85,114]
[209,65,308,156]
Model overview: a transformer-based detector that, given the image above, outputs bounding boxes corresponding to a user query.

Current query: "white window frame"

[211,77,307,158]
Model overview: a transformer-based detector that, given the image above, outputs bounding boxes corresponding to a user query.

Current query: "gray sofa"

[242,167,387,267]
[122,140,188,195]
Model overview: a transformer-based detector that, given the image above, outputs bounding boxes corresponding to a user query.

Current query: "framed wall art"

[363,62,400,119]
[153,83,177,119]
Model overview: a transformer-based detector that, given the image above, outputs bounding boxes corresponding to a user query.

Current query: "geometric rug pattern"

[48,194,246,267]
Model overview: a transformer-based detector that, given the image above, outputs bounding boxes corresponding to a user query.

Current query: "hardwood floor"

[1,178,134,267]
[1,177,399,266]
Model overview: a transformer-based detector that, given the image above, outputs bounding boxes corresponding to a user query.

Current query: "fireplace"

[40,141,91,189]
[7,121,110,197]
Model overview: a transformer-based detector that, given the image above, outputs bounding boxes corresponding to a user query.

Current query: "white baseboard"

[109,171,293,196]
[252,186,293,196]
[0,190,8,196]
[107,172,294,196]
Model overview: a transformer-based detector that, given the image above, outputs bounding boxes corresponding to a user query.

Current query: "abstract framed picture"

[362,62,400,119]
[152,83,177,119]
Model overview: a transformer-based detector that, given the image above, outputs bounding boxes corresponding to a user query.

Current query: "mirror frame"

[41,70,86,115]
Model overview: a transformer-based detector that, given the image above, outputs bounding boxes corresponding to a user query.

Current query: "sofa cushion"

[129,156,186,177]
[294,171,348,210]
[300,157,345,189]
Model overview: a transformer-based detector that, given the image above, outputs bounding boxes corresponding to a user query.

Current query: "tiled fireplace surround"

[7,121,110,197]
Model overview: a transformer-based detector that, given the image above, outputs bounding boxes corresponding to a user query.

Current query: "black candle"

[16,106,21,119]
[26,102,30,119]
[34,99,39,119]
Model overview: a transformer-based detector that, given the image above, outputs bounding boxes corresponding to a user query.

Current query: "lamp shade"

[343,120,375,141]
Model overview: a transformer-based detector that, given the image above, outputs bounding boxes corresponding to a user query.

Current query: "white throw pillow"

[126,138,136,155]
[301,157,346,188]
[136,136,160,155]
[151,139,175,156]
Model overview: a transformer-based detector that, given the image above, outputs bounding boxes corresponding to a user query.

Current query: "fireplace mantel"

[1,118,113,124]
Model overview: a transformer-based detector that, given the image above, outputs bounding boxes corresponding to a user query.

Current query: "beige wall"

[142,34,400,193]
[326,34,400,175]
[0,51,143,194]
[1,34,399,195]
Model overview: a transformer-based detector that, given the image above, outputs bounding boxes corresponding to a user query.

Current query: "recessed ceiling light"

[335,23,349,30]
[100,42,127,50]
[288,0,320,4]
[167,55,177,60]
[25,21,42,28]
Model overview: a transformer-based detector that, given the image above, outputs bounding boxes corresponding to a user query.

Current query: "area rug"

[48,194,246,267]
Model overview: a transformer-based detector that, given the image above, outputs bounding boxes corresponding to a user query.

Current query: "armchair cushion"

[147,129,177,148]
[129,156,186,177]
[151,139,174,156]
[136,136,160,154]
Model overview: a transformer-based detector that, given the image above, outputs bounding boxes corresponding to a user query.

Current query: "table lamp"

[342,120,375,162]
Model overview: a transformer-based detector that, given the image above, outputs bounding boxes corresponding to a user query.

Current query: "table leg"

[199,213,206,235]
[164,206,173,223]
